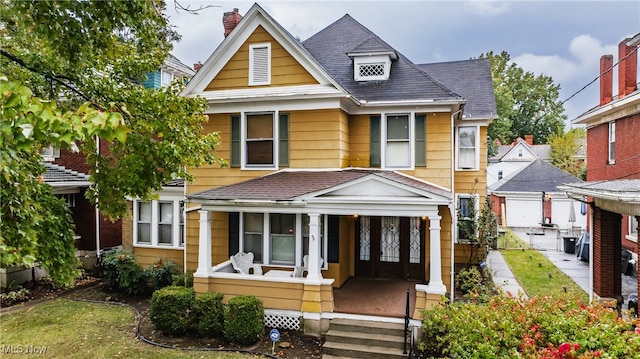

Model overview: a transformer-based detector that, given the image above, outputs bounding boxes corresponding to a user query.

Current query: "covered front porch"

[187,169,455,335]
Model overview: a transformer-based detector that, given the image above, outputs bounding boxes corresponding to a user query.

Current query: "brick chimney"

[223,8,243,38]
[618,37,638,98]
[193,62,203,72]
[600,55,613,105]
[524,135,533,145]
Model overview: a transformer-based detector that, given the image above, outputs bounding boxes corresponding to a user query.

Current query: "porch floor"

[333,277,417,318]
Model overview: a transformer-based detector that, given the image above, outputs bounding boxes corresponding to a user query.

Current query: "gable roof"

[491,159,582,193]
[43,163,90,185]
[418,59,497,120]
[302,14,460,103]
[489,138,551,163]
[188,168,452,202]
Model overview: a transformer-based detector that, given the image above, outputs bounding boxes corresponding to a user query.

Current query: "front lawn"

[0,299,253,358]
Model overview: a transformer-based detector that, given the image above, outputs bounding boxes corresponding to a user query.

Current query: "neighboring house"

[125,4,496,336]
[489,158,584,229]
[560,33,639,303]
[41,55,194,254]
[487,136,551,188]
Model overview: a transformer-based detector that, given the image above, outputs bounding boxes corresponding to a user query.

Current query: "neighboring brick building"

[561,33,639,305]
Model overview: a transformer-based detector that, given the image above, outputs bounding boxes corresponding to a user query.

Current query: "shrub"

[171,270,194,287]
[195,292,225,337]
[455,265,495,303]
[224,295,264,345]
[150,286,195,335]
[418,294,640,358]
[101,249,148,295]
[146,258,180,290]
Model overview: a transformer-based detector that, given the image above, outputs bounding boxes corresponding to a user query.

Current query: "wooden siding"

[289,110,347,168]
[348,114,371,168]
[205,25,317,90]
[132,247,184,270]
[195,276,305,311]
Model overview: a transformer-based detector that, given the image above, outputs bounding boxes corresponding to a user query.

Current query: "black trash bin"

[563,236,576,254]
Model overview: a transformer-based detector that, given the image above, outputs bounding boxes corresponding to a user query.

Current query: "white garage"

[505,196,543,228]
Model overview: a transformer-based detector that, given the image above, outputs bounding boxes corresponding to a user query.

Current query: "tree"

[1,1,223,286]
[548,128,586,179]
[481,51,566,145]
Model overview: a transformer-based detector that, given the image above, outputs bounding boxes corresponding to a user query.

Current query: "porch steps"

[322,318,408,358]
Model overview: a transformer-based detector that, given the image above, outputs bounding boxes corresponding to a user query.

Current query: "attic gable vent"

[350,53,395,81]
[249,43,271,86]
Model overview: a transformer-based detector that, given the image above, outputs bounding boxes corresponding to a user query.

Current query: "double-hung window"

[134,199,184,248]
[237,213,327,268]
[628,215,638,242]
[608,121,616,164]
[232,112,289,169]
[457,126,478,169]
[370,113,425,168]
[457,195,477,242]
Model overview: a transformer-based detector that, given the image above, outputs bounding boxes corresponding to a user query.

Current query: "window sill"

[133,243,184,250]
[625,234,638,243]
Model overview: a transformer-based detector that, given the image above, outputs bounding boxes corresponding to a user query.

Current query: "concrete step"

[328,318,406,336]
[322,318,409,358]
[325,329,405,350]
[322,341,407,359]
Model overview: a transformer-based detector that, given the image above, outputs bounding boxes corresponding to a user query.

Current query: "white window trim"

[608,121,616,164]
[133,198,184,249]
[353,54,391,81]
[239,212,328,270]
[241,111,279,170]
[40,146,61,162]
[160,69,174,87]
[249,43,271,86]
[457,193,479,242]
[626,215,638,242]
[381,112,415,170]
[456,125,480,170]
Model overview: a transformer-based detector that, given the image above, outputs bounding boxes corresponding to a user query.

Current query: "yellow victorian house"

[123,3,496,337]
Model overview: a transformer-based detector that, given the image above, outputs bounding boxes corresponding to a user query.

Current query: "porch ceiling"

[559,179,640,216]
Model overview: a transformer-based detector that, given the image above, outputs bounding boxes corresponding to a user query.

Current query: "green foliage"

[455,266,495,303]
[0,286,31,306]
[418,295,640,358]
[481,51,566,145]
[224,295,265,346]
[150,286,196,336]
[1,1,224,286]
[195,292,225,337]
[101,249,148,295]
[457,193,497,266]
[172,271,194,287]
[147,257,180,291]
[548,127,586,178]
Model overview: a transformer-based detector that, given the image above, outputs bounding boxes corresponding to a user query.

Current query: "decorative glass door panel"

[380,217,400,262]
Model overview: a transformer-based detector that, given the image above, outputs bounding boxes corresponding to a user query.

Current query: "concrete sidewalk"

[486,227,638,307]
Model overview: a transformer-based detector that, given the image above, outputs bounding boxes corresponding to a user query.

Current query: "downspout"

[95,135,101,258]
[449,108,463,303]
[183,180,187,275]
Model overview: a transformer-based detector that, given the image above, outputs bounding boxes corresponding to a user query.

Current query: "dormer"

[346,35,398,82]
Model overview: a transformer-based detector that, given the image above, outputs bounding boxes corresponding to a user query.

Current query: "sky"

[165,0,640,125]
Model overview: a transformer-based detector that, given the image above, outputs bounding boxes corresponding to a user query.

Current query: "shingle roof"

[302,15,460,103]
[418,59,498,120]
[42,163,90,183]
[492,159,582,193]
[188,169,451,201]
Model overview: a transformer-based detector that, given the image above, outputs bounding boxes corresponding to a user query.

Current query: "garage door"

[505,197,542,228]
[551,199,587,229]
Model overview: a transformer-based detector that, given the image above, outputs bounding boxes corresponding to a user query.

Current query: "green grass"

[498,229,589,303]
[0,299,253,359]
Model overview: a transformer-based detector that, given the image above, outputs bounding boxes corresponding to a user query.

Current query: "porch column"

[427,215,446,294]
[195,210,212,276]
[306,213,322,281]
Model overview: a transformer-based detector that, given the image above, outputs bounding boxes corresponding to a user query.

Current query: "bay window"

[134,199,184,248]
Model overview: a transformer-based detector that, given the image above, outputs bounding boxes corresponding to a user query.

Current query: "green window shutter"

[327,215,339,263]
[231,115,240,168]
[228,212,240,257]
[415,114,426,167]
[370,115,381,167]
[278,113,289,167]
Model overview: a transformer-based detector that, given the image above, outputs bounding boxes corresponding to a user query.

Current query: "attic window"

[353,54,392,81]
[249,43,271,86]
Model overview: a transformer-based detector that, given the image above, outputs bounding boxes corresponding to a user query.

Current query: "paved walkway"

[486,227,638,307]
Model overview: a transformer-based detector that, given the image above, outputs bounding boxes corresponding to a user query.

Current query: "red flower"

[573,343,580,351]
[558,342,571,354]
